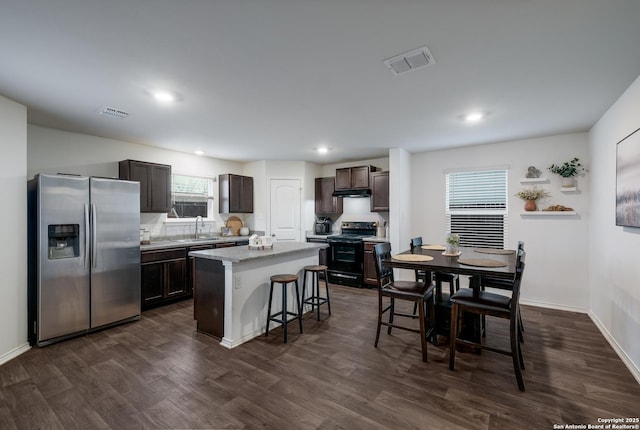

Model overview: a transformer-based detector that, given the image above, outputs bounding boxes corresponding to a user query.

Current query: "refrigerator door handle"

[84,204,90,269]
[91,204,97,269]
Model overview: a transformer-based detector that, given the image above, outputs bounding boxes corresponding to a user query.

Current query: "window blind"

[171,174,213,218]
[446,169,508,248]
[172,174,210,197]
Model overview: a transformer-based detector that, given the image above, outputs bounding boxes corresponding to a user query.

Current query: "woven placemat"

[458,258,507,267]
[392,254,434,262]
[473,248,515,255]
[421,244,446,251]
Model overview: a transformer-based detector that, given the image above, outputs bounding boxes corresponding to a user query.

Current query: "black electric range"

[326,222,377,287]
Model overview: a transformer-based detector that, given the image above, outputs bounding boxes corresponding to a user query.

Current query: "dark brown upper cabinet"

[335,165,378,190]
[119,159,172,213]
[315,177,343,215]
[370,171,389,212]
[219,174,253,213]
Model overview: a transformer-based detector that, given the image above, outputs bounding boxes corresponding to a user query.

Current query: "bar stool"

[265,274,303,343]
[300,265,331,321]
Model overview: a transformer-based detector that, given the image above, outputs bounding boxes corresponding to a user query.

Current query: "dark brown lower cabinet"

[141,248,188,309]
[306,237,328,266]
[193,258,225,340]
[142,240,249,312]
[363,241,378,286]
[192,240,249,336]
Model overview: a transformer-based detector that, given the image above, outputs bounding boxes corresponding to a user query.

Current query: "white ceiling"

[2,0,640,164]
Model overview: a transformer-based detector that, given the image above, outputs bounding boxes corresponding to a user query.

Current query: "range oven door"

[327,240,364,287]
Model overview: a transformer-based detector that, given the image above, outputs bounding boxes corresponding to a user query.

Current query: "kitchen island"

[190,242,327,348]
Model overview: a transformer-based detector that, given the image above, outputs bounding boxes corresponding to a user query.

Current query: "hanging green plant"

[548,157,586,178]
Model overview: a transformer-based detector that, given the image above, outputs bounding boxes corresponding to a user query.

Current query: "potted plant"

[445,233,460,255]
[548,157,586,187]
[515,187,550,211]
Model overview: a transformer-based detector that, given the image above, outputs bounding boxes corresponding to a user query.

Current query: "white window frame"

[445,168,508,248]
[168,174,216,220]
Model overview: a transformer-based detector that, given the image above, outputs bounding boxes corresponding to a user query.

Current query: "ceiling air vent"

[97,106,129,119]
[383,46,435,76]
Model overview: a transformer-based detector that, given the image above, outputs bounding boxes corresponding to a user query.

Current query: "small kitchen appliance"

[314,217,332,235]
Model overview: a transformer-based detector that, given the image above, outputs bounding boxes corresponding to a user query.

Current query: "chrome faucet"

[195,216,205,239]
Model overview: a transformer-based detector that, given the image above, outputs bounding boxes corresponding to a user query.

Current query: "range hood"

[332,188,371,198]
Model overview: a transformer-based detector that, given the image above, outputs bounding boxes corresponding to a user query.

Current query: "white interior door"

[269,179,301,242]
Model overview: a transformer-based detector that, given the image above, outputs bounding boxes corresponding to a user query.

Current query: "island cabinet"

[193,258,226,340]
[191,242,325,348]
[363,241,378,286]
[142,241,249,311]
[306,237,328,266]
[219,174,253,213]
[370,171,389,212]
[314,177,343,215]
[119,159,172,213]
[187,244,215,305]
[335,165,378,190]
[141,248,188,309]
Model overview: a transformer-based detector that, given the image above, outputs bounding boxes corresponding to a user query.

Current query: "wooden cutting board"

[225,216,243,236]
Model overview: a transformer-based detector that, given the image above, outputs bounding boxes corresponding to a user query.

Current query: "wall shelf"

[520,211,577,217]
[560,187,577,193]
[520,177,549,184]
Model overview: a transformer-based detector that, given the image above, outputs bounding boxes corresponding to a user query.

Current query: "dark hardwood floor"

[1,284,639,429]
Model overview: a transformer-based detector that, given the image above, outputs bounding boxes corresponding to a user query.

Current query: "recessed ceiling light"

[316,147,330,154]
[463,112,484,123]
[153,91,175,103]
[194,150,204,156]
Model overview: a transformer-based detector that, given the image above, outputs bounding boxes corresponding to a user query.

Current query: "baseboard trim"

[520,298,588,314]
[0,343,31,366]
[588,311,640,385]
[521,300,639,384]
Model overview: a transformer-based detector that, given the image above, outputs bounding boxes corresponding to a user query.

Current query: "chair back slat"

[515,242,525,270]
[373,242,394,287]
[510,259,525,309]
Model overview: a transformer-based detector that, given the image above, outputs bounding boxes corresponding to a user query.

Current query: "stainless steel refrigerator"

[28,173,141,346]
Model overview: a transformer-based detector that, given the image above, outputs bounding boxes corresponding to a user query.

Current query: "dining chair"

[409,237,431,283]
[449,252,526,391]
[479,241,526,341]
[372,242,437,362]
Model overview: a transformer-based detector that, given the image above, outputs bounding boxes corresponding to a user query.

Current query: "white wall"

[589,74,640,379]
[0,95,29,364]
[28,125,244,179]
[410,133,590,310]
[320,157,391,230]
[390,148,411,257]
[28,126,326,241]
[28,125,245,237]
[243,160,267,232]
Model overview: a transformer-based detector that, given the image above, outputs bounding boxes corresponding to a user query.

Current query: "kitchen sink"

[174,237,220,243]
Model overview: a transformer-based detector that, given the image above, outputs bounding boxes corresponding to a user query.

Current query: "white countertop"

[141,236,249,251]
[306,233,332,240]
[305,233,388,242]
[189,241,327,263]
[362,236,389,243]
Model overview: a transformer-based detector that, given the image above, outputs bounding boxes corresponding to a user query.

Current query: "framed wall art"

[616,127,640,228]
